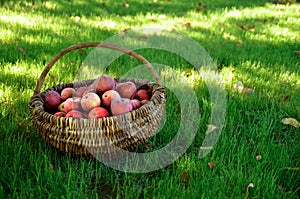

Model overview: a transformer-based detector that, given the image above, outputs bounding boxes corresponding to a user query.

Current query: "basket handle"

[34,42,161,94]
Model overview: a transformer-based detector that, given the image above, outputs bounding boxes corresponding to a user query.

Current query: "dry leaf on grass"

[256,155,262,161]
[18,46,26,55]
[248,28,255,33]
[238,23,247,30]
[181,22,191,28]
[281,118,300,128]
[246,183,254,199]
[233,81,254,94]
[179,171,190,189]
[294,51,300,55]
[208,161,215,169]
[206,124,218,134]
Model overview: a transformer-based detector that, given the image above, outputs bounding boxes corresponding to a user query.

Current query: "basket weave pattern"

[29,43,166,159]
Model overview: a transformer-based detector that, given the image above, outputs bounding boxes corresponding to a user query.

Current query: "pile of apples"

[44,75,151,118]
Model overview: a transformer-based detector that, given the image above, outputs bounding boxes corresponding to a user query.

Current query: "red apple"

[61,87,75,101]
[81,92,101,112]
[53,111,66,117]
[116,81,136,99]
[82,88,96,97]
[45,90,61,110]
[75,86,88,97]
[65,110,83,118]
[88,107,110,118]
[141,99,149,106]
[111,98,133,116]
[130,99,141,110]
[136,89,151,101]
[102,90,121,107]
[87,84,94,89]
[64,97,82,113]
[93,75,115,93]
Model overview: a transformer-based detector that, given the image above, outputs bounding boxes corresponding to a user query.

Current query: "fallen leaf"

[237,40,243,46]
[281,118,300,128]
[198,2,207,8]
[18,46,26,55]
[121,28,130,33]
[206,124,218,134]
[294,51,300,55]
[283,95,289,101]
[208,161,215,169]
[246,183,254,199]
[238,23,247,30]
[179,171,190,189]
[180,171,190,182]
[101,2,107,7]
[248,28,255,33]
[181,22,191,28]
[256,155,262,161]
[124,3,130,8]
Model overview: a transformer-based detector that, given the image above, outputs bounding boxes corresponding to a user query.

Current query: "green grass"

[1,0,300,198]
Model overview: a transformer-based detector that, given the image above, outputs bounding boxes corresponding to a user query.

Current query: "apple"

[61,87,75,101]
[65,110,83,118]
[81,92,101,111]
[64,97,82,113]
[101,90,121,107]
[88,107,110,118]
[75,86,88,97]
[130,99,141,110]
[116,81,136,99]
[136,89,151,101]
[45,90,61,110]
[82,88,96,97]
[93,75,115,93]
[87,84,94,89]
[53,111,66,117]
[141,99,149,106]
[110,98,133,116]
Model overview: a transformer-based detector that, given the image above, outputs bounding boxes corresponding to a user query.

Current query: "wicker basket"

[29,42,166,160]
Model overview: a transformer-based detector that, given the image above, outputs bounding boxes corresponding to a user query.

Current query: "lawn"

[0,0,299,198]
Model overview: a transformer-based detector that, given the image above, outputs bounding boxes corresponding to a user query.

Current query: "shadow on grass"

[1,0,272,17]
[189,24,299,74]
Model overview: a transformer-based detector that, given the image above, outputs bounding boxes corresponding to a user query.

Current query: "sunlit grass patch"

[0,0,299,198]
